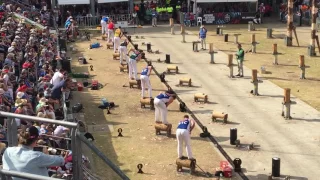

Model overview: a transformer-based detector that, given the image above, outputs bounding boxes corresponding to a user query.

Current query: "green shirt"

[236,48,244,62]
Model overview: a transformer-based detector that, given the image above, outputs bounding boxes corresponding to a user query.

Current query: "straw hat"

[15,98,27,107]
[0,142,6,152]
[11,42,16,46]
[0,89,5,95]
[39,97,48,105]
[37,112,46,118]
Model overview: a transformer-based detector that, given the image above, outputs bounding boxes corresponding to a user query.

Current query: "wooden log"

[194,93,208,103]
[129,79,141,89]
[102,35,107,40]
[273,44,277,54]
[299,55,305,67]
[228,54,233,66]
[140,98,155,110]
[167,65,179,73]
[179,78,192,87]
[209,43,213,53]
[252,69,258,82]
[176,158,196,174]
[284,88,291,103]
[106,43,113,49]
[251,34,256,43]
[119,65,128,72]
[155,123,172,137]
[212,111,228,123]
[170,18,174,26]
[113,53,120,60]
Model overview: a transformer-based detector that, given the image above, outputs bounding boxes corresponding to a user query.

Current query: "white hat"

[16,92,25,99]
[0,89,5,95]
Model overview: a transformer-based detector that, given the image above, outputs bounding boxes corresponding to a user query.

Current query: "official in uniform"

[119,39,128,65]
[176,115,195,160]
[140,61,153,98]
[127,48,141,80]
[154,90,176,124]
[113,26,122,53]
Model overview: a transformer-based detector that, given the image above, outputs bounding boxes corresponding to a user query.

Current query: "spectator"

[2,126,65,179]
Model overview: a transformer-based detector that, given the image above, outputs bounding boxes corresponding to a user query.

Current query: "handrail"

[0,111,78,127]
[0,169,60,180]
[76,132,130,180]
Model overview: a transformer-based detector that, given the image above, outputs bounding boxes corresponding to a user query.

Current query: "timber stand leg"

[285,103,292,120]
[171,26,175,35]
[210,52,215,64]
[182,33,186,43]
[273,54,278,65]
[300,66,306,79]
[229,66,234,78]
[234,36,238,44]
[253,81,259,96]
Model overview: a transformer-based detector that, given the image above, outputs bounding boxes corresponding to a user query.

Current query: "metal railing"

[74,14,132,27]
[0,112,129,180]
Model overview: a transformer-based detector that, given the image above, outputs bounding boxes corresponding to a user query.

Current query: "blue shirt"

[199,28,207,39]
[2,146,65,180]
[156,93,170,99]
[141,67,148,75]
[102,17,108,22]
[177,119,190,130]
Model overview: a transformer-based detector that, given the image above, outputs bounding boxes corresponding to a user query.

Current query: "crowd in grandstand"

[0,2,90,179]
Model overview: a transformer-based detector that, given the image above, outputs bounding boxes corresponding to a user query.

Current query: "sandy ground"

[68,33,227,180]
[187,22,320,111]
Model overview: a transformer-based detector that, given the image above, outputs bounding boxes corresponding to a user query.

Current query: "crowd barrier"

[75,14,132,27]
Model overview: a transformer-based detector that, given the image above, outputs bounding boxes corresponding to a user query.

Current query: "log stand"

[155,123,172,137]
[176,157,196,174]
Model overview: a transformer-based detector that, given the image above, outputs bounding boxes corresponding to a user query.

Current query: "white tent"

[58,0,90,5]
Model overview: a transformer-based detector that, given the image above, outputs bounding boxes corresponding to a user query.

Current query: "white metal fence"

[75,14,132,27]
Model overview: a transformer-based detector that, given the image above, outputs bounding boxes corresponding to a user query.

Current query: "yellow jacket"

[115,28,121,37]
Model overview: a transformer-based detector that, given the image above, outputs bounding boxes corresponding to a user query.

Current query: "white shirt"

[50,72,64,86]
[54,125,68,136]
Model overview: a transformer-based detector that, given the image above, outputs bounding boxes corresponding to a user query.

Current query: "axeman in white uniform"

[127,49,141,80]
[119,39,128,65]
[154,90,176,124]
[176,115,195,160]
[140,61,153,98]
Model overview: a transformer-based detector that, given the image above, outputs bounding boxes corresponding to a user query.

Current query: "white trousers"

[176,129,193,159]
[128,58,138,80]
[152,17,157,26]
[101,23,107,34]
[113,37,120,53]
[119,46,128,64]
[200,38,206,49]
[107,29,114,43]
[154,98,168,124]
[140,75,152,98]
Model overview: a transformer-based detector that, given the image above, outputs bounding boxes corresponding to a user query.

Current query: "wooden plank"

[293,27,300,46]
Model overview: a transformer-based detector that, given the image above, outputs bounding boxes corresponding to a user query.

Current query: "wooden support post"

[209,43,215,64]
[181,25,186,43]
[299,55,306,79]
[273,44,278,65]
[286,0,294,46]
[251,34,256,44]
[170,18,175,35]
[251,69,259,95]
[308,0,317,56]
[228,54,234,78]
[283,88,291,119]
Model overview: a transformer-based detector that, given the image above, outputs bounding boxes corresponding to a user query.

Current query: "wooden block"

[299,55,305,67]
[167,65,179,73]
[106,43,113,49]
[176,158,196,174]
[179,78,192,87]
[119,65,128,72]
[113,53,120,60]
[102,35,107,40]
[228,54,233,66]
[284,88,290,103]
[212,111,228,123]
[252,69,258,82]
[129,79,141,89]
[155,123,172,137]
[140,98,155,110]
[194,93,208,103]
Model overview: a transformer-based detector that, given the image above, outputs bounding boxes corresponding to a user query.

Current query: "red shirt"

[108,22,114,30]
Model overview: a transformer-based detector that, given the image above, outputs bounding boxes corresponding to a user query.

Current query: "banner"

[202,12,256,25]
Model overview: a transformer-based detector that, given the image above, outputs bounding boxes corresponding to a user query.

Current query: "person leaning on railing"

[2,126,65,180]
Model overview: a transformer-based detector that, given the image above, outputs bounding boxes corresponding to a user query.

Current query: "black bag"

[179,102,186,112]
[72,103,83,113]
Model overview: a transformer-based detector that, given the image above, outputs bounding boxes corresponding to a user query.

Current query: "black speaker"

[59,38,67,52]
[272,157,280,177]
[165,54,170,64]
[224,34,228,42]
[147,43,151,52]
[216,28,220,35]
[230,128,237,145]
[61,59,71,73]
